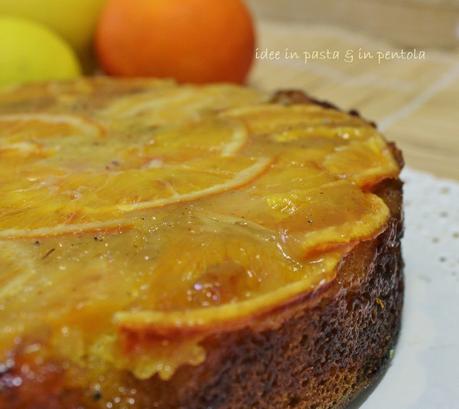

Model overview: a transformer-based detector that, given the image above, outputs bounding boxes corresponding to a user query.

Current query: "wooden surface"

[249,21,459,180]
[247,0,459,49]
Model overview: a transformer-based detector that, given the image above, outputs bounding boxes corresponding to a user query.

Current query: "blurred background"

[248,0,459,49]
[0,0,458,179]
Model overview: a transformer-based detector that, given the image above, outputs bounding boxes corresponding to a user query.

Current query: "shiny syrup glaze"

[0,78,400,401]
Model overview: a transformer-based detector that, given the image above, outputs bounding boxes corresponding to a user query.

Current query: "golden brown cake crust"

[0,90,404,409]
[111,180,403,409]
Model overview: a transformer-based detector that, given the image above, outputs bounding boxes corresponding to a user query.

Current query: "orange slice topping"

[0,113,104,140]
[0,79,401,381]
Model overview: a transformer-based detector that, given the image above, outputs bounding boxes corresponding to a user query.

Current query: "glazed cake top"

[0,78,399,381]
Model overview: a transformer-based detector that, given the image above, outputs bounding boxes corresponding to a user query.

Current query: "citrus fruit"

[0,103,270,237]
[0,17,81,87]
[222,104,399,186]
[95,0,255,84]
[0,0,106,56]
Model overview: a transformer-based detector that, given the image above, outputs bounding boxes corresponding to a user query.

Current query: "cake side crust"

[123,92,405,409]
[122,178,404,409]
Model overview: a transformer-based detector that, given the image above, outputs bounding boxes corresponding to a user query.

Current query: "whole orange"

[95,0,255,84]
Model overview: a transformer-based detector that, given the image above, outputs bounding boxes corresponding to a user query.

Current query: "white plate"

[357,168,459,409]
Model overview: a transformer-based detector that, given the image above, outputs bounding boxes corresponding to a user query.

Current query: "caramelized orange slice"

[222,104,364,134]
[101,84,266,127]
[0,113,104,140]
[223,104,399,186]
[0,157,270,237]
[323,136,399,186]
[123,117,249,165]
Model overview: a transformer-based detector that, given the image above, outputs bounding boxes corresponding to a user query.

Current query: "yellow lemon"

[0,0,106,55]
[0,16,81,87]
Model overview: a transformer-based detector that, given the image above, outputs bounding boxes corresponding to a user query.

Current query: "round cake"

[0,78,404,409]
